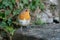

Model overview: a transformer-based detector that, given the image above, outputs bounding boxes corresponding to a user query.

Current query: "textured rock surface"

[13,24,60,40]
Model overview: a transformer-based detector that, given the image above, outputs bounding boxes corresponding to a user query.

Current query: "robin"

[18,9,31,31]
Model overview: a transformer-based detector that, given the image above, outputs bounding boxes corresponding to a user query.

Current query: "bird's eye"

[25,9,28,12]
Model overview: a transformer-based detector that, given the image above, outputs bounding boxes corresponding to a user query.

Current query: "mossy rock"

[13,24,60,40]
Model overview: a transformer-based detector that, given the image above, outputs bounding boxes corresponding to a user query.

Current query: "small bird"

[18,9,31,31]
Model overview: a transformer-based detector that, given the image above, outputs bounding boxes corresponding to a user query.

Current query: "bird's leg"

[20,26,26,31]
[26,25,31,31]
[20,26,23,31]
[20,26,31,32]
[22,26,27,31]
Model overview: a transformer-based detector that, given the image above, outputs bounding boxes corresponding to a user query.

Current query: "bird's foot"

[23,26,31,32]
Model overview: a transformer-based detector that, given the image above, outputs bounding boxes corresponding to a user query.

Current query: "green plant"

[34,18,44,25]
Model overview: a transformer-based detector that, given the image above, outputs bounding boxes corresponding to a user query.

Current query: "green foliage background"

[0,0,45,36]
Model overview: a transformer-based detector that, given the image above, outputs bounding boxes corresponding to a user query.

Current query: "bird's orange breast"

[18,9,30,20]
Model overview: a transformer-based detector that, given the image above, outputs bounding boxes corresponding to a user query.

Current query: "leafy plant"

[5,27,16,36]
